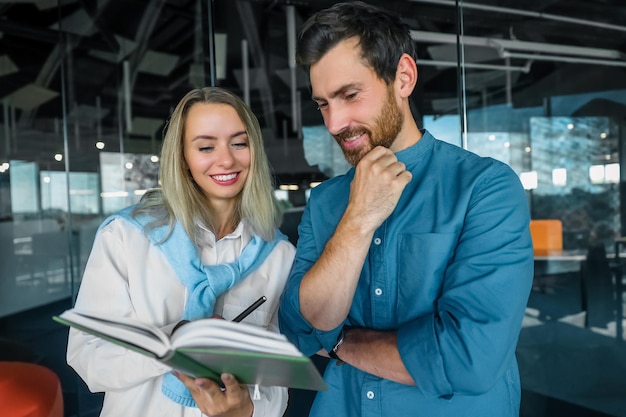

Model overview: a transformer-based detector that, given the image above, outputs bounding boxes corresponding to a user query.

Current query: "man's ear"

[396,53,418,98]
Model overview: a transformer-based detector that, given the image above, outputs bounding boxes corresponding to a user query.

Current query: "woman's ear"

[396,53,418,98]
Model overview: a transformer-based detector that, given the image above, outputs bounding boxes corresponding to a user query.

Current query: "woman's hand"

[173,371,253,417]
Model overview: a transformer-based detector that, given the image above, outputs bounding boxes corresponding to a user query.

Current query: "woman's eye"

[232,142,248,148]
[199,146,213,152]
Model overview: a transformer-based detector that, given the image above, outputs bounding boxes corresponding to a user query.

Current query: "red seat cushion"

[0,361,63,417]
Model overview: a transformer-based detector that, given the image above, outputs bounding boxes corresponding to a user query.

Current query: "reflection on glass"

[589,165,606,184]
[520,171,538,190]
[10,160,38,214]
[552,168,567,186]
[40,171,99,214]
[302,125,351,178]
[99,152,159,214]
[605,163,620,184]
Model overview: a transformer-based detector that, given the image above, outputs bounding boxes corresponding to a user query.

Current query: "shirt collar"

[395,128,434,167]
[195,221,247,248]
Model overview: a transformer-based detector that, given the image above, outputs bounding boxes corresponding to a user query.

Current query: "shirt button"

[373,237,382,245]
[366,391,375,399]
[374,288,383,296]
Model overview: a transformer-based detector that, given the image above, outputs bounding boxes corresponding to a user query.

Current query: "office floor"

[1,271,625,417]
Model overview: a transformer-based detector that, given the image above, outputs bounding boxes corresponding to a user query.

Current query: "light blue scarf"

[98,205,286,407]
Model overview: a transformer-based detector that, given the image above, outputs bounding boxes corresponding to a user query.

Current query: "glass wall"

[1,1,625,416]
[450,2,626,416]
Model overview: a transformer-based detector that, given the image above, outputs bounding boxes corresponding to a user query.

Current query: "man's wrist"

[328,326,350,365]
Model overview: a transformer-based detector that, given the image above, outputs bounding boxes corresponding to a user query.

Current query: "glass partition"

[454,2,626,416]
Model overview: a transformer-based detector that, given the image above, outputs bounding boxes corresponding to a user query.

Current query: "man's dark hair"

[296,1,417,84]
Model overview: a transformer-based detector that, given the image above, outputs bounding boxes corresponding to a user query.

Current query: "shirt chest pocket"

[217,271,273,329]
[397,232,458,318]
[221,302,269,327]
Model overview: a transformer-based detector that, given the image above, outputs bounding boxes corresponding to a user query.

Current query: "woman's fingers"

[172,371,253,417]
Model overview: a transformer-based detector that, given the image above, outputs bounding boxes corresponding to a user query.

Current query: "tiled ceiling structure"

[1,0,625,178]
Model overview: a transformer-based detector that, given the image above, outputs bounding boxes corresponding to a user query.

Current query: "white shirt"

[67,217,296,417]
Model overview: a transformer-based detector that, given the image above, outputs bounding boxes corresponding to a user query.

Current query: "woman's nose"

[216,146,235,167]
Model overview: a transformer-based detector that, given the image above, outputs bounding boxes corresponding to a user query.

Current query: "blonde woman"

[67,87,295,417]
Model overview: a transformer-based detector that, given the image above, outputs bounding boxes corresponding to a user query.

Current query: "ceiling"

[1,0,625,179]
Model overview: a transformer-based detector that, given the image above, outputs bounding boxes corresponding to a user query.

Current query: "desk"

[534,249,586,262]
[534,249,626,274]
[534,249,625,336]
[535,249,626,260]
[534,250,586,278]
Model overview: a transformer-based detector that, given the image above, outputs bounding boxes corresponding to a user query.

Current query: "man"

[278,2,534,416]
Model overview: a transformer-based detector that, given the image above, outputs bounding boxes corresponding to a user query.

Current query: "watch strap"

[328,326,347,365]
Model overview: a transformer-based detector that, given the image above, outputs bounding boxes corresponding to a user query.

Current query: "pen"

[232,296,267,322]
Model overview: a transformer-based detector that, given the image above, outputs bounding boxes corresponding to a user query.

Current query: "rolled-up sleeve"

[279,200,345,355]
[398,163,533,396]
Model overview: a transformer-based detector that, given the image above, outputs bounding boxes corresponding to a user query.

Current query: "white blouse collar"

[195,220,249,248]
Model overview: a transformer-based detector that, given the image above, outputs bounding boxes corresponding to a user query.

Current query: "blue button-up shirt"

[279,130,534,416]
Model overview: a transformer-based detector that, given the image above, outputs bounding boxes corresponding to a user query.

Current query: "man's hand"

[348,146,412,232]
[173,371,254,417]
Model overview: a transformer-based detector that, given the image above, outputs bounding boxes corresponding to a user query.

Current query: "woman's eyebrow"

[190,130,247,141]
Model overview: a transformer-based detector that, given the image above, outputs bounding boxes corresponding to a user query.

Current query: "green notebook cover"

[167,349,327,391]
[53,311,327,391]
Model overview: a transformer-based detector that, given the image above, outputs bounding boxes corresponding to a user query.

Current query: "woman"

[67,87,295,417]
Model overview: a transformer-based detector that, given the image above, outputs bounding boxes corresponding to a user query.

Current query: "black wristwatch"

[328,326,348,365]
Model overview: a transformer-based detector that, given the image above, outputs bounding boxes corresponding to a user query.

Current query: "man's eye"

[316,103,328,111]
[346,92,357,100]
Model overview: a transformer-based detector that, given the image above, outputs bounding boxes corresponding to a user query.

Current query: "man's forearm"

[299,147,411,331]
[335,328,416,386]
[298,210,374,330]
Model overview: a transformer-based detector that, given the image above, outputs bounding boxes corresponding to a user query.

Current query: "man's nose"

[324,104,350,136]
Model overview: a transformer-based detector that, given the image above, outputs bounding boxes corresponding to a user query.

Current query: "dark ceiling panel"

[0,0,625,174]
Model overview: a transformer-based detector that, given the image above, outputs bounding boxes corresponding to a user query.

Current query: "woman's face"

[183,102,251,208]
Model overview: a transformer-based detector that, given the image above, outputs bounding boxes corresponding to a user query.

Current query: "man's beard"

[333,86,404,166]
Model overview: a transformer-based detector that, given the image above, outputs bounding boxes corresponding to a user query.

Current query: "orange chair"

[0,361,64,417]
[530,219,563,255]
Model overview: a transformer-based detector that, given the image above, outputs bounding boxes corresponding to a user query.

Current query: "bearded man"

[279,2,534,417]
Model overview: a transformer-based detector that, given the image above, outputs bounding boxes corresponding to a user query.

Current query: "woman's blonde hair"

[135,87,281,242]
